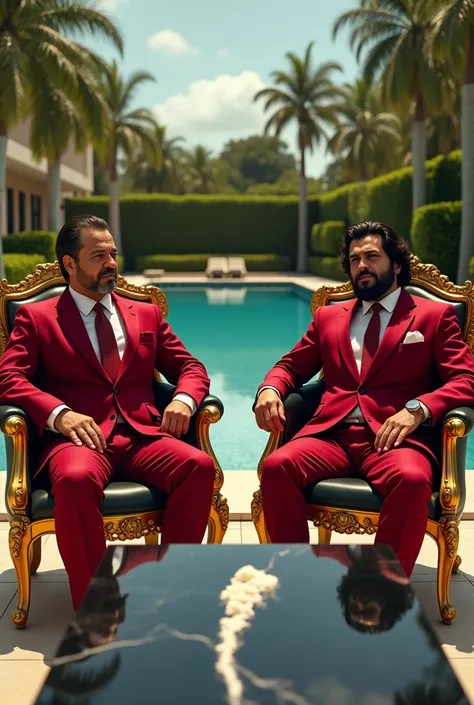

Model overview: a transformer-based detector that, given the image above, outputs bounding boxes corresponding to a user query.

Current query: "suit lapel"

[362,288,417,383]
[56,288,105,380]
[337,298,360,382]
[113,294,140,381]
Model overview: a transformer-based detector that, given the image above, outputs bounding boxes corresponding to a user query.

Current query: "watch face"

[406,401,420,411]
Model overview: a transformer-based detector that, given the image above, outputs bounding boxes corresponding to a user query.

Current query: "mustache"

[99,269,117,278]
[356,271,376,282]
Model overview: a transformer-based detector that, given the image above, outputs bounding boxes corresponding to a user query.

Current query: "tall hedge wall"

[65,195,320,270]
[410,201,461,282]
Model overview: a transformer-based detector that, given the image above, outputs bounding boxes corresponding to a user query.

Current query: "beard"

[76,264,117,295]
[352,262,395,301]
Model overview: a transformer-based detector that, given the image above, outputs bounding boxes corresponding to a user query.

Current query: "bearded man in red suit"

[0,214,215,609]
[254,221,474,577]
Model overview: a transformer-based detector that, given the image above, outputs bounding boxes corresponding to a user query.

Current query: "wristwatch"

[405,399,425,420]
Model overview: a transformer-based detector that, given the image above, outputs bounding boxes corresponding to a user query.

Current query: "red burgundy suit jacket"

[258,288,474,464]
[0,288,210,475]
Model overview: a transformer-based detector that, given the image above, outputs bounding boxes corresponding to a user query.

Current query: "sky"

[94,0,360,178]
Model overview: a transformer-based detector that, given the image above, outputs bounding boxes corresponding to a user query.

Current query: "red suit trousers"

[48,425,215,610]
[260,424,433,577]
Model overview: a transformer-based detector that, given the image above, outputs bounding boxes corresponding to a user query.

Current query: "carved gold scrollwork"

[439,516,459,560]
[311,509,378,535]
[104,516,160,542]
[440,416,465,515]
[196,404,224,491]
[251,490,263,525]
[212,492,229,533]
[9,515,30,559]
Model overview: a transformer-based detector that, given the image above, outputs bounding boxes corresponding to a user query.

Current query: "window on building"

[30,195,42,230]
[7,189,14,234]
[18,191,25,232]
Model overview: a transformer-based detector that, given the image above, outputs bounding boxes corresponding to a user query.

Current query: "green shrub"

[309,256,346,281]
[367,167,413,239]
[410,201,461,281]
[65,195,321,271]
[3,231,56,262]
[311,221,345,255]
[470,257,474,276]
[136,253,292,272]
[319,185,351,223]
[347,182,370,223]
[426,150,462,204]
[4,254,46,283]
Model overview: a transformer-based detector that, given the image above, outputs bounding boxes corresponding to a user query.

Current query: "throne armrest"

[0,405,32,518]
[152,380,224,456]
[281,379,326,444]
[439,406,474,518]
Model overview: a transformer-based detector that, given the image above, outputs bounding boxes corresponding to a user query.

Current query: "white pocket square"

[402,331,424,344]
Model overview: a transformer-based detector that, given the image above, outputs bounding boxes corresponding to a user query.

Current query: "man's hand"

[161,400,192,438]
[254,389,286,433]
[374,409,423,453]
[54,410,107,452]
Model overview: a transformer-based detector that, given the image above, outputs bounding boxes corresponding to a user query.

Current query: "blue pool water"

[1,284,473,471]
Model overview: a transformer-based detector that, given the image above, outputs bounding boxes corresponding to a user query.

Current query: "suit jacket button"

[110,414,116,420]
[113,388,119,395]
[359,387,366,395]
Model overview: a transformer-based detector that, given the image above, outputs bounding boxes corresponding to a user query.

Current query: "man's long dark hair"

[340,221,412,286]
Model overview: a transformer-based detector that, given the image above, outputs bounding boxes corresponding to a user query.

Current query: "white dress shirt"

[260,287,429,424]
[46,286,196,432]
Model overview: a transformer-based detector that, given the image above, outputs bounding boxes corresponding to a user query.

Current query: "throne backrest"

[0,261,168,355]
[310,255,474,349]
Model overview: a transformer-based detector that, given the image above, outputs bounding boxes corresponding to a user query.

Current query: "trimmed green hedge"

[3,231,56,262]
[367,167,414,239]
[410,201,461,282]
[4,254,46,283]
[309,256,346,281]
[66,195,320,270]
[470,257,474,277]
[136,254,292,272]
[311,221,345,255]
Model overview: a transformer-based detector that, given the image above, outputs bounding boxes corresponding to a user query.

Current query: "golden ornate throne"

[251,256,474,625]
[0,262,229,629]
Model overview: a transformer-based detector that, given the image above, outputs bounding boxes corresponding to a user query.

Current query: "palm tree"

[96,61,157,255]
[431,1,474,283]
[254,42,343,273]
[0,0,123,278]
[127,124,185,193]
[28,54,111,232]
[328,78,402,180]
[182,146,216,194]
[333,0,453,215]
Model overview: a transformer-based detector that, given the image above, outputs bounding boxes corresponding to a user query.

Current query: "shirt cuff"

[173,393,197,415]
[258,386,281,397]
[420,401,431,424]
[46,404,70,432]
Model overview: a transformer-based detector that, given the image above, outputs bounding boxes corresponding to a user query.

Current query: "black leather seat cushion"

[31,481,168,521]
[303,478,441,521]
[6,285,66,332]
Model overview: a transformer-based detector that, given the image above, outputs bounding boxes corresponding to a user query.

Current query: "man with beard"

[254,221,474,577]
[0,215,215,609]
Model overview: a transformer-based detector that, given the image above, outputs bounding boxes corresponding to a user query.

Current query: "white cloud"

[153,71,266,137]
[147,30,197,55]
[97,0,128,13]
[217,47,231,59]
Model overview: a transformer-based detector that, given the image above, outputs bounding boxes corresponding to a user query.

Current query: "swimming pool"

[0,284,473,471]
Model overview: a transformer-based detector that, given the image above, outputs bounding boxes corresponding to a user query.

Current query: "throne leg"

[318,526,332,544]
[9,517,32,629]
[207,492,229,544]
[436,517,459,625]
[452,555,462,574]
[29,538,42,575]
[251,490,269,544]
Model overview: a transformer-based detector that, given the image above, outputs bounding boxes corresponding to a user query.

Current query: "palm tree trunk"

[0,129,7,279]
[297,146,308,273]
[47,155,61,233]
[412,89,427,211]
[108,150,123,256]
[457,26,474,285]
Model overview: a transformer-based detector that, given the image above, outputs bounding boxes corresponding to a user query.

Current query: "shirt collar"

[68,286,114,316]
[361,287,402,315]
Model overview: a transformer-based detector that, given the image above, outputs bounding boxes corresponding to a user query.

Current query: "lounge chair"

[205,257,229,278]
[228,257,247,278]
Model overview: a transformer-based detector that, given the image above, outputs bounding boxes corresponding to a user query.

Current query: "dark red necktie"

[360,302,382,379]
[94,302,121,382]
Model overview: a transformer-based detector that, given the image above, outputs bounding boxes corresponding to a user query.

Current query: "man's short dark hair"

[56,214,110,282]
[340,221,412,287]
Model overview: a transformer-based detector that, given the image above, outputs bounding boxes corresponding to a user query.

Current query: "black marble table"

[35,544,469,705]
